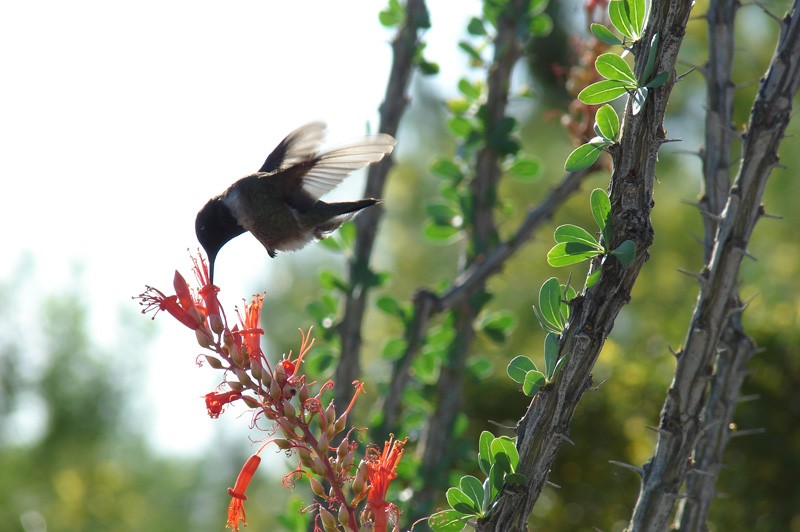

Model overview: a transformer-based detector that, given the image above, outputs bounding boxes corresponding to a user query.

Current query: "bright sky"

[1,1,480,454]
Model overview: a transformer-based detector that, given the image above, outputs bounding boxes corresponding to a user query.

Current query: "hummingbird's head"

[195,198,246,282]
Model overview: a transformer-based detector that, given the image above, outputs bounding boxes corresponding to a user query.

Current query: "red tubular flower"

[236,294,265,368]
[227,454,261,531]
[137,286,202,331]
[192,254,224,334]
[205,390,242,418]
[364,435,408,532]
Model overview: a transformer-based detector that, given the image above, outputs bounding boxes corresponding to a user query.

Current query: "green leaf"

[523,370,546,396]
[378,0,404,27]
[487,463,503,500]
[460,476,485,512]
[565,142,605,171]
[586,269,602,288]
[317,235,342,252]
[595,53,637,84]
[458,41,484,65]
[552,353,569,379]
[554,224,602,249]
[559,283,576,323]
[591,23,623,45]
[590,188,612,244]
[578,80,630,105]
[631,86,648,115]
[319,269,349,293]
[543,332,559,379]
[428,510,467,532]
[458,78,481,100]
[446,98,470,115]
[426,201,461,225]
[529,0,548,15]
[505,473,526,485]
[446,487,479,514]
[448,116,474,138]
[467,356,493,379]
[376,295,405,319]
[611,239,637,265]
[431,158,464,180]
[490,436,519,471]
[467,16,487,36]
[538,277,564,333]
[529,14,553,37]
[507,355,537,383]
[594,104,619,141]
[382,338,407,359]
[478,431,493,475]
[507,157,542,180]
[547,242,603,267]
[643,32,659,83]
[424,222,461,242]
[479,310,517,344]
[626,0,647,38]
[645,70,669,88]
[609,0,636,40]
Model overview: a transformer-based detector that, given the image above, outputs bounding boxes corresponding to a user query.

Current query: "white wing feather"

[301,134,396,200]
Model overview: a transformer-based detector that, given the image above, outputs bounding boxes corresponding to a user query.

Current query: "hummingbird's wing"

[258,122,327,173]
[287,134,396,210]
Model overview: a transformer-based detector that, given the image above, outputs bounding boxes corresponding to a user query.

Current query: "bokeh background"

[1,1,798,530]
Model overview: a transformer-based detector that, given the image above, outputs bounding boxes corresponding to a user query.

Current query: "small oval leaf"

[578,80,630,105]
[544,332,559,379]
[595,53,637,84]
[611,239,637,265]
[508,355,537,384]
[590,188,612,243]
[554,224,601,248]
[547,242,603,267]
[565,142,605,171]
[523,370,546,396]
[594,104,620,141]
[591,23,623,45]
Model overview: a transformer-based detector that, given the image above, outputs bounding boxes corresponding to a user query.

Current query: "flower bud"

[352,460,368,501]
[298,382,310,404]
[234,368,253,387]
[283,401,296,423]
[204,355,224,369]
[195,328,212,349]
[270,378,282,402]
[333,413,347,435]
[272,438,292,450]
[274,362,287,386]
[309,477,326,499]
[340,450,354,472]
[250,358,263,381]
[318,507,336,532]
[241,395,260,409]
[225,380,243,392]
[336,439,349,460]
[317,433,329,456]
[209,313,224,335]
[325,403,336,426]
[298,448,314,469]
[337,503,350,527]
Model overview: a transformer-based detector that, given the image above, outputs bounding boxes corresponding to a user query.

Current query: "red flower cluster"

[136,252,408,532]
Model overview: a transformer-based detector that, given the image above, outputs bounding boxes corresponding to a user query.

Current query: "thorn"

[670,149,703,159]
[557,433,575,446]
[677,268,706,286]
[668,345,682,358]
[733,77,761,92]
[609,460,643,476]
[677,67,698,81]
[742,248,757,261]
[663,137,683,144]
[737,394,759,403]
[729,427,766,438]
[760,211,783,220]
[546,480,562,489]
[645,424,672,436]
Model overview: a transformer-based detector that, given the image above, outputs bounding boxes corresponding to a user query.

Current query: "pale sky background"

[0,1,491,454]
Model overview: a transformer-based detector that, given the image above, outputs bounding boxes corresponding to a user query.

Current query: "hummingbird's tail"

[311,199,380,238]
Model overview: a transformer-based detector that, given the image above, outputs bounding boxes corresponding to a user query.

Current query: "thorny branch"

[631,2,800,529]
[335,0,430,409]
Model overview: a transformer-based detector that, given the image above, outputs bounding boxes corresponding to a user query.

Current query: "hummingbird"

[195,122,396,282]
